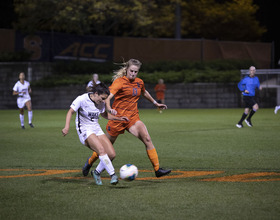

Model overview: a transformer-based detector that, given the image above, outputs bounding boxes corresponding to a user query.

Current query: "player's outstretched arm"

[28,86,32,94]
[13,90,19,96]
[105,93,118,115]
[142,90,167,110]
[101,111,129,122]
[62,108,75,136]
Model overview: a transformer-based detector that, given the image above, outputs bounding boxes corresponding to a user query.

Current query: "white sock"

[95,161,105,174]
[19,114,24,126]
[28,111,33,124]
[99,154,115,176]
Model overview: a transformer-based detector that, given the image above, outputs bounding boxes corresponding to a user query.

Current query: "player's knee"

[110,154,116,161]
[254,105,259,111]
[108,151,116,160]
[95,146,106,156]
[142,134,152,144]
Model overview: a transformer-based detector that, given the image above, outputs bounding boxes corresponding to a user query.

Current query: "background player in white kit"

[12,72,34,129]
[62,83,128,185]
[86,73,100,92]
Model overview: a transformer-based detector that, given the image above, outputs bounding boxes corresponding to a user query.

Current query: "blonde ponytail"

[112,59,142,81]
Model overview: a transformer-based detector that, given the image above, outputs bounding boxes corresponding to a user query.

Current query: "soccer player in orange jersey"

[154,78,166,103]
[82,59,171,178]
[154,78,166,113]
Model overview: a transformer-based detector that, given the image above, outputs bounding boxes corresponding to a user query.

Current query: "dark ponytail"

[89,82,110,96]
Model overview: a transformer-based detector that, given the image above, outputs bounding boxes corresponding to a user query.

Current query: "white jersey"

[13,80,31,100]
[70,93,105,131]
[87,80,101,88]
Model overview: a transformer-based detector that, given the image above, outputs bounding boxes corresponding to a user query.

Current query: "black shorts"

[243,96,257,108]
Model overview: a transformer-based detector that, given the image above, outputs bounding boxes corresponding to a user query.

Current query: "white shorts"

[17,98,31,109]
[77,124,105,145]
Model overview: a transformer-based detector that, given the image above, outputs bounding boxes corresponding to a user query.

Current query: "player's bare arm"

[13,90,24,97]
[101,111,129,121]
[105,93,118,115]
[13,90,19,96]
[142,90,167,109]
[62,108,75,136]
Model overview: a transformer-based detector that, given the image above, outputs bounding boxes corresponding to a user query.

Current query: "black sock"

[247,109,256,121]
[94,170,100,175]
[238,113,247,124]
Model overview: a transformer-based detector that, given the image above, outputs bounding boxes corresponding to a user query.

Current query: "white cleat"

[245,119,252,127]
[236,123,243,128]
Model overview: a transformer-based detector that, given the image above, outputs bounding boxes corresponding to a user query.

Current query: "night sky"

[254,0,280,67]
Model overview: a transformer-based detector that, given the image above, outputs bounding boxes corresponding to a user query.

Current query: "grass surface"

[0,109,279,220]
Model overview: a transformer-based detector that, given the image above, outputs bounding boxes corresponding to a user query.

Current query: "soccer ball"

[119,164,138,181]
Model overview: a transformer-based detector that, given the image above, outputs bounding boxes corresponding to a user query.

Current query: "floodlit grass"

[0,109,279,220]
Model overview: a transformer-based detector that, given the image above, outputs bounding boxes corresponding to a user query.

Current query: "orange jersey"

[154,84,166,100]
[109,76,145,118]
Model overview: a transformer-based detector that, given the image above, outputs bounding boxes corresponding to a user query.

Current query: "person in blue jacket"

[236,66,262,128]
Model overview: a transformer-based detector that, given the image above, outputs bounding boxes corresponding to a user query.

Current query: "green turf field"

[0,109,279,220]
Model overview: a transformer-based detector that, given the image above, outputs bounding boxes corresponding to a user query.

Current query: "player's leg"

[19,108,25,129]
[236,107,249,128]
[25,100,34,128]
[245,103,259,127]
[92,134,118,182]
[98,134,116,159]
[83,121,122,178]
[236,94,251,129]
[82,132,117,177]
[128,121,171,177]
[128,121,158,170]
[85,134,118,185]
[94,134,117,173]
[105,131,119,144]
[82,124,120,177]
[82,151,99,176]
[17,99,25,129]
[91,132,119,175]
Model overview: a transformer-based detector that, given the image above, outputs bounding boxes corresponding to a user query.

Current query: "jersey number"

[132,88,138,96]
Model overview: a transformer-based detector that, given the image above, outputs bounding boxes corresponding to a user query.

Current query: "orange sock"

[146,148,160,171]
[88,151,99,166]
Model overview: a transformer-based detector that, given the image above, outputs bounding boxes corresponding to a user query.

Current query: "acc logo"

[55,42,111,62]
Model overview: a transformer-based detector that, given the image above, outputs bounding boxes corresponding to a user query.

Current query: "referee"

[236,66,262,128]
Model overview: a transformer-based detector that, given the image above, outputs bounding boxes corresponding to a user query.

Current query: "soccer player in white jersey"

[86,73,101,92]
[12,72,34,129]
[62,82,128,185]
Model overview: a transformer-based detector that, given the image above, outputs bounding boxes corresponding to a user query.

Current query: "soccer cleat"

[236,123,243,128]
[29,123,34,128]
[82,157,92,176]
[21,126,25,129]
[245,119,252,127]
[155,168,171,178]
[91,170,102,186]
[110,174,119,185]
